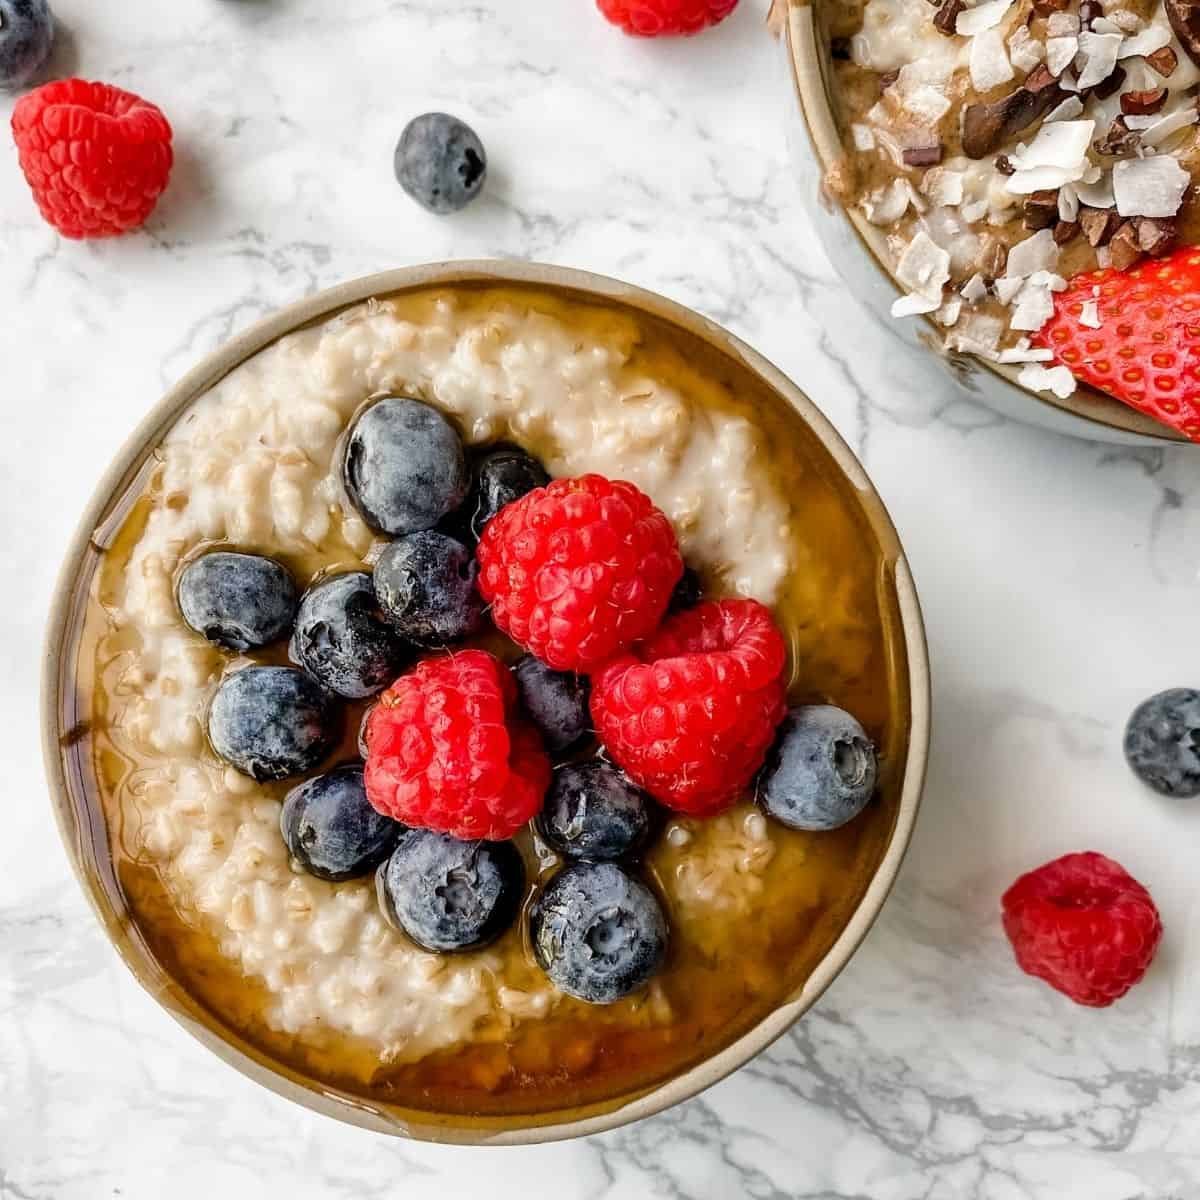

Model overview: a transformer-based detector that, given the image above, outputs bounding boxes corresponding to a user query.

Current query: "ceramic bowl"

[41,261,930,1144]
[779,0,1184,446]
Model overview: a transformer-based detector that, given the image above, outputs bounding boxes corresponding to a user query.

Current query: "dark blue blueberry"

[1124,688,1200,798]
[529,862,667,1004]
[376,829,524,953]
[669,567,703,613]
[512,655,590,754]
[469,445,549,539]
[537,761,652,862]
[374,530,482,645]
[281,764,400,882]
[208,666,339,781]
[0,0,54,92]
[177,551,298,652]
[343,397,468,536]
[394,112,487,215]
[758,705,877,832]
[290,572,411,700]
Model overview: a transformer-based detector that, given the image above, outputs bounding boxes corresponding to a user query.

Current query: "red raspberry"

[11,79,173,239]
[597,0,739,36]
[363,649,551,841]
[591,598,787,815]
[477,475,683,673]
[1002,852,1162,1008]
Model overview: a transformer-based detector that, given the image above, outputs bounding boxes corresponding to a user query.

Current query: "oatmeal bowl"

[781,0,1200,444]
[42,261,928,1144]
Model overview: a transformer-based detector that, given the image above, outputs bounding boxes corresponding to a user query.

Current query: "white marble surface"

[4,0,1200,1195]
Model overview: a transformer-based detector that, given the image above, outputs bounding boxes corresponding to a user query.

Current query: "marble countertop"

[4,0,1200,1196]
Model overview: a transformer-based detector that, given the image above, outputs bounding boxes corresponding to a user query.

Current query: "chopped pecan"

[1121,88,1169,115]
[1024,190,1061,230]
[1108,221,1144,270]
[1080,206,1122,247]
[1136,216,1178,256]
[933,0,965,35]
[1146,45,1180,77]
[902,144,944,167]
[1054,219,1081,245]
[1094,117,1141,157]
[1092,66,1127,101]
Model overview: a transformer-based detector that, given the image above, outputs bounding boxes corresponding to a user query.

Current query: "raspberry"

[1001,852,1162,1008]
[11,79,173,239]
[591,598,787,815]
[477,475,682,673]
[363,649,551,841]
[597,0,739,37]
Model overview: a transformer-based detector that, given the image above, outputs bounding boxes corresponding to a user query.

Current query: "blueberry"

[1124,688,1200,798]
[177,551,298,652]
[512,655,590,754]
[758,705,877,832]
[209,666,339,781]
[529,862,668,1004]
[374,530,482,645]
[0,0,54,92]
[394,112,487,215]
[343,397,468,536]
[669,567,704,613]
[290,572,411,700]
[281,764,400,882]
[537,762,652,862]
[377,829,524,952]
[469,445,549,539]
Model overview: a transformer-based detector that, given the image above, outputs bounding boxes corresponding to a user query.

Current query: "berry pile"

[184,392,880,1002]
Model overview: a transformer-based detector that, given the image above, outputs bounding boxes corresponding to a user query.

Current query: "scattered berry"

[512,655,591,754]
[591,598,787,815]
[0,0,54,92]
[1033,247,1200,441]
[537,761,653,862]
[1124,688,1200,798]
[530,862,668,1003]
[208,666,339,781]
[378,828,525,952]
[343,397,468,536]
[757,705,877,832]
[364,649,551,840]
[374,530,482,645]
[597,0,739,37]
[467,445,550,540]
[394,112,487,215]
[669,566,704,613]
[281,765,400,882]
[477,474,682,672]
[1002,851,1162,1007]
[177,551,298,652]
[290,572,411,700]
[12,79,173,238]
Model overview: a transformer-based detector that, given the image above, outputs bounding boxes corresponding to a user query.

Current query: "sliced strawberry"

[1033,246,1200,441]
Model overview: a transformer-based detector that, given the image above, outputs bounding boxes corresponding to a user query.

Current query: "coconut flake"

[1019,363,1077,397]
[1076,31,1124,89]
[970,27,1015,90]
[946,313,1005,358]
[1058,184,1081,221]
[1046,35,1080,76]
[1010,281,1057,330]
[937,295,964,325]
[1009,24,1045,71]
[1097,245,1113,268]
[1117,23,1172,60]
[1005,120,1095,193]
[1105,10,1142,34]
[961,272,989,302]
[863,179,912,225]
[961,197,991,221]
[1005,227,1060,278]
[1048,11,1081,35]
[998,342,1054,362]
[1112,154,1189,217]
[1074,171,1115,208]
[957,0,1013,35]
[891,292,942,317]
[852,123,876,152]
[895,230,952,301]
[995,275,1026,303]
[1079,298,1102,328]
[1138,105,1200,147]
[1045,95,1085,123]
[922,168,966,207]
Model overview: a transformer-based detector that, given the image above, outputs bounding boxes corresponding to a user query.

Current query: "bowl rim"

[40,259,931,1145]
[780,0,1184,445]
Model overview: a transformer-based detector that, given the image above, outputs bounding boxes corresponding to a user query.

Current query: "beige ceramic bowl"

[779,0,1184,446]
[41,261,930,1144]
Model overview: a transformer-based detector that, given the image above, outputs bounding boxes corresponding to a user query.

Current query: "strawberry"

[1033,246,1200,441]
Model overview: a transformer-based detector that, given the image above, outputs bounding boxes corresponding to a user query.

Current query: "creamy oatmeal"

[828,0,1200,399]
[84,285,909,1116]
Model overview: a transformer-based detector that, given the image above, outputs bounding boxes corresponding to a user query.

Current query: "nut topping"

[1108,220,1144,270]
[933,0,966,35]
[962,77,1064,158]
[902,144,944,166]
[1080,206,1122,247]
[1054,219,1081,245]
[1165,0,1200,69]
[1146,46,1180,77]
[1024,190,1061,230]
[1121,88,1169,116]
[1095,117,1141,157]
